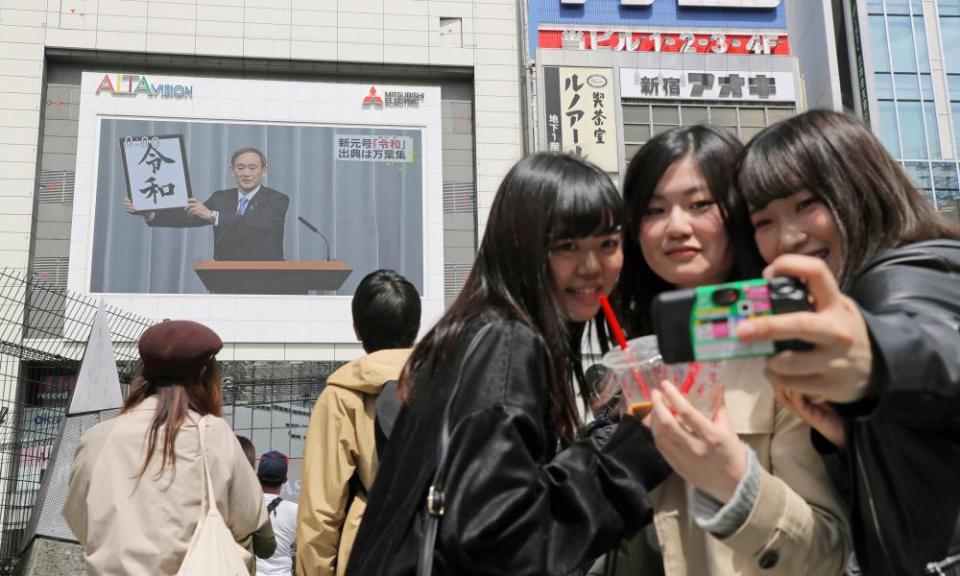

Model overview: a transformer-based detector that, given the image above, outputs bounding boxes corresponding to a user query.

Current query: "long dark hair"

[123,358,224,479]
[737,110,960,288]
[397,153,623,440]
[611,125,762,339]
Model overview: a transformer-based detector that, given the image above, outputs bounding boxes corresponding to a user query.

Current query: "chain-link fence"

[0,269,340,573]
[0,269,152,574]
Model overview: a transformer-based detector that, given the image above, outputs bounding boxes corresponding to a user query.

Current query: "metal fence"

[0,269,339,573]
[0,268,152,573]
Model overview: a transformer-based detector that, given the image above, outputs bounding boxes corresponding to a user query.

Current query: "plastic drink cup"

[600,336,661,417]
[600,335,723,417]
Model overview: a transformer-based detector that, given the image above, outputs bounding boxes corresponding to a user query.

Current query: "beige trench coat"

[296,348,411,576]
[602,358,852,576]
[64,396,274,576]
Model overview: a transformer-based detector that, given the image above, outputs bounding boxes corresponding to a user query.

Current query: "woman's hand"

[650,381,745,503]
[774,386,847,448]
[737,254,873,404]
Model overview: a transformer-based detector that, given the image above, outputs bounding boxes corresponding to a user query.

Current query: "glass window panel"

[933,162,960,191]
[913,17,930,72]
[252,429,271,454]
[879,100,902,157]
[937,201,960,226]
[949,75,960,100]
[924,101,941,159]
[766,107,795,123]
[623,124,651,142]
[271,405,291,428]
[920,74,934,100]
[905,161,933,188]
[739,108,765,127]
[681,106,709,124]
[710,108,737,125]
[652,124,676,136]
[652,105,679,124]
[953,102,960,153]
[939,0,960,16]
[894,73,921,99]
[232,405,253,430]
[870,16,891,73]
[898,101,927,158]
[622,105,650,123]
[886,0,911,14]
[739,126,764,141]
[941,0,960,15]
[888,16,919,72]
[624,143,642,161]
[875,72,895,99]
[867,0,884,13]
[942,18,960,74]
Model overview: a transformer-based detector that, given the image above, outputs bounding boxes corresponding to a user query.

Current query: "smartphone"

[652,276,813,364]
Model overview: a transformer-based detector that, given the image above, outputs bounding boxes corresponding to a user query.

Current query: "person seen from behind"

[64,320,275,575]
[296,269,421,576]
[258,451,298,576]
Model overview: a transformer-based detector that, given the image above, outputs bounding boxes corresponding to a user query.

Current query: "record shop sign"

[620,69,795,103]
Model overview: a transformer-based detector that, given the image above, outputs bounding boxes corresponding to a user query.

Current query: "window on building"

[939,0,960,17]
[620,101,796,164]
[870,15,892,73]
[932,162,960,222]
[905,161,935,205]
[879,100,903,157]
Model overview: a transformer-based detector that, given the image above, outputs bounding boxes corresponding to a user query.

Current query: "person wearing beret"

[64,320,276,575]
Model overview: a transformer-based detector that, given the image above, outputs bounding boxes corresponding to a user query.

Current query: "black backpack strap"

[375,380,401,459]
[267,496,282,516]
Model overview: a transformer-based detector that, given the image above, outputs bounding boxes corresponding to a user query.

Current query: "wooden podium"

[193,261,352,294]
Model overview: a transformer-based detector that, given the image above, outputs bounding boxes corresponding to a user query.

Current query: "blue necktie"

[237,196,249,216]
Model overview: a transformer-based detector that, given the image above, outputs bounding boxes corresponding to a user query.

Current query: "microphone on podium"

[297,216,331,262]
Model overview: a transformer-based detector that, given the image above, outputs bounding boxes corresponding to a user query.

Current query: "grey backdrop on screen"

[90,118,424,295]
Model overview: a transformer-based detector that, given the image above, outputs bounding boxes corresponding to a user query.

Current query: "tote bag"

[177,416,252,576]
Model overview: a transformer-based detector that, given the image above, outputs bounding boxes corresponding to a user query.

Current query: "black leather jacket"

[347,314,672,576]
[815,240,960,576]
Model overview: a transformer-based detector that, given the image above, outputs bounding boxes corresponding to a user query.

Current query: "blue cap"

[257,450,288,485]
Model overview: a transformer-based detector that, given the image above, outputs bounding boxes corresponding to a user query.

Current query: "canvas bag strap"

[417,323,494,576]
[195,415,218,518]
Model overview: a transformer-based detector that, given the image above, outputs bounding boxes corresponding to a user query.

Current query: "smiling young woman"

[734,110,960,576]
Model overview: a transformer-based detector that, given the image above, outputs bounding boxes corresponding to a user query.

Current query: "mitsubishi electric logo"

[362,86,426,110]
[362,86,384,109]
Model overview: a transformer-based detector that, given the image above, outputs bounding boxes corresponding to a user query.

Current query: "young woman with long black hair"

[604,125,849,576]
[345,153,672,576]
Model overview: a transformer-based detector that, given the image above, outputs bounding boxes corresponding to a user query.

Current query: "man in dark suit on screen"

[128,147,289,261]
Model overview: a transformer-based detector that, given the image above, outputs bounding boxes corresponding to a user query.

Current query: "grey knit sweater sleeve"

[690,444,761,538]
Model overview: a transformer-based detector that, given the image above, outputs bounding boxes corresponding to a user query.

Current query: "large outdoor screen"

[89,118,424,296]
[69,73,444,343]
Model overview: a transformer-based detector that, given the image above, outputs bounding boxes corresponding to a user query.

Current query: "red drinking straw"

[598,295,628,350]
[679,362,701,396]
[598,295,652,399]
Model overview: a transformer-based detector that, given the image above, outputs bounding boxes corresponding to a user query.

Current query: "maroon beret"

[138,320,223,379]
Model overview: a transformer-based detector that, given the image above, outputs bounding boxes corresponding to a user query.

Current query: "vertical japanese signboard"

[543,67,619,172]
